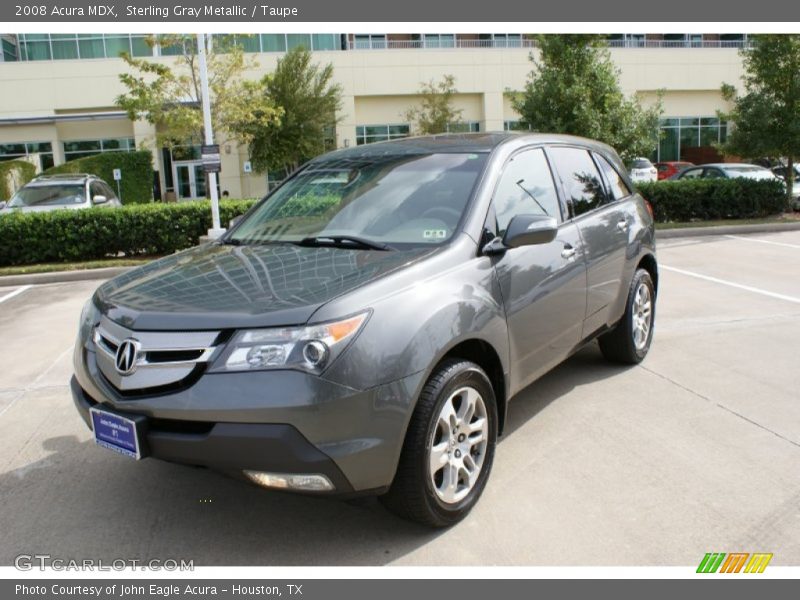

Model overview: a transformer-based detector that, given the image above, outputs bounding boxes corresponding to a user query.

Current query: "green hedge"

[637,179,789,223]
[0,160,36,201]
[0,200,256,266]
[42,150,154,204]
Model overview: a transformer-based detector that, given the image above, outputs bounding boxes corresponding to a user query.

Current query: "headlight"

[213,311,370,374]
[79,297,100,341]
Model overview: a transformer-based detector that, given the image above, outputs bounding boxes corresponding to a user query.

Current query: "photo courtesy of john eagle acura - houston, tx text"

[71,132,657,527]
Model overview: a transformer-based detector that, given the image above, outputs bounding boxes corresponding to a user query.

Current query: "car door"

[678,167,703,180]
[489,147,588,393]
[548,146,630,338]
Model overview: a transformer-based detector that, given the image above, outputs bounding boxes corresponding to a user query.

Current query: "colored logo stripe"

[697,552,773,573]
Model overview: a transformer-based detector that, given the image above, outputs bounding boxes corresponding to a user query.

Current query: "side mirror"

[229,214,244,228]
[92,195,108,205]
[482,215,558,255]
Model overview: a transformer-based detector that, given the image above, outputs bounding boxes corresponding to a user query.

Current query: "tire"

[380,359,498,527]
[598,268,656,364]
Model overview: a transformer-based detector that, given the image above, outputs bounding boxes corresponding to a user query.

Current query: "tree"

[242,47,343,174]
[404,75,464,135]
[509,35,662,162]
[720,35,800,201]
[115,35,281,150]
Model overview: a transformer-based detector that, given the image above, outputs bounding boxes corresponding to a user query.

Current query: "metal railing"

[346,38,753,51]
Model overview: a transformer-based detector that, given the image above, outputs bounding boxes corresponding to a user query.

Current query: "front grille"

[92,316,222,395]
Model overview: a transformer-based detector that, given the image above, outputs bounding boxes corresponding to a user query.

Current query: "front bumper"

[72,344,425,494]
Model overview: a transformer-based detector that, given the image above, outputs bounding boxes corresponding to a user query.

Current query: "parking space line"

[0,285,31,304]
[661,265,800,305]
[725,235,800,249]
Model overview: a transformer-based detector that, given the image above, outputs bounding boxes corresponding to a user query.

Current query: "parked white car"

[629,158,658,184]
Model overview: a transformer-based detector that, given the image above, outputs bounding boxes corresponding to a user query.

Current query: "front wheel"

[598,268,656,364]
[380,359,498,527]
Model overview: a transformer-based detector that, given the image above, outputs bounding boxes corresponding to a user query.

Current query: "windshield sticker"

[423,229,448,239]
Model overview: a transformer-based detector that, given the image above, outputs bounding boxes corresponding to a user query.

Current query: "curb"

[1,222,799,286]
[0,267,133,287]
[657,221,800,239]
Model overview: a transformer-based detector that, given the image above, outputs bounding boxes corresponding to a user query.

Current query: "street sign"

[201,144,221,174]
[112,168,122,181]
[243,161,252,174]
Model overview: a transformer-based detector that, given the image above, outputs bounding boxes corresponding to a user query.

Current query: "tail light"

[644,199,654,218]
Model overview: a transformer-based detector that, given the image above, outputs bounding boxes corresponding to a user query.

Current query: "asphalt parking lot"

[0,230,798,567]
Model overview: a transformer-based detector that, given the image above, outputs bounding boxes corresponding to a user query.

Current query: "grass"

[0,257,157,277]
[655,213,800,230]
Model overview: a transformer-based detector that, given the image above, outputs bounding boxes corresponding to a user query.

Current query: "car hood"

[96,242,435,331]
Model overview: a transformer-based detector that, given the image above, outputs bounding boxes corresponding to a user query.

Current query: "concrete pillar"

[133,120,158,201]
[483,92,505,133]
[337,94,357,149]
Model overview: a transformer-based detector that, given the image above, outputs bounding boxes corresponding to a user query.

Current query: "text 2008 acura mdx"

[72,133,657,526]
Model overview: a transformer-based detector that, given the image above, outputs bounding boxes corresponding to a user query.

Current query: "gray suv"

[72,133,657,527]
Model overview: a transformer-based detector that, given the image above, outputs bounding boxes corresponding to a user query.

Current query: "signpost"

[112,168,122,203]
[197,33,224,239]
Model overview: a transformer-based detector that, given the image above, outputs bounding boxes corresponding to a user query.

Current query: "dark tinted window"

[631,159,653,169]
[549,147,608,217]
[594,153,631,201]
[493,148,561,234]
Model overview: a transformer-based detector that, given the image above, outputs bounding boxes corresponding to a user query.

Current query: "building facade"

[0,33,750,200]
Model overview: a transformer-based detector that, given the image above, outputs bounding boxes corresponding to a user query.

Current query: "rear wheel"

[598,268,656,364]
[380,359,498,527]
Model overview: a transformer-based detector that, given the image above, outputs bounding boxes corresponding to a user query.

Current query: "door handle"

[616,219,629,233]
[561,244,577,260]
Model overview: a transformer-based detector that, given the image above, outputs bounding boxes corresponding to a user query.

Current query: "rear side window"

[594,153,631,201]
[493,148,561,235]
[549,147,608,217]
[680,168,703,179]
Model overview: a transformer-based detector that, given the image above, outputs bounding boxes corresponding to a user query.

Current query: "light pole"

[197,33,224,238]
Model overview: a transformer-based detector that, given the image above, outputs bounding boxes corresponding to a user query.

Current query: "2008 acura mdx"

[72,133,657,527]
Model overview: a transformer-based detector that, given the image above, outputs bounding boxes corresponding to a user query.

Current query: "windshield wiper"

[218,237,243,246]
[296,235,394,251]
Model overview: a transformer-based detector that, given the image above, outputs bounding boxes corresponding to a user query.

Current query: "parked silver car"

[0,173,121,214]
[72,133,657,527]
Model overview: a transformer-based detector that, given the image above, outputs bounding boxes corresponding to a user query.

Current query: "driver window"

[493,148,561,236]
[90,182,105,200]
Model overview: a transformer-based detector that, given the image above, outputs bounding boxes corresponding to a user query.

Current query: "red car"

[656,161,694,180]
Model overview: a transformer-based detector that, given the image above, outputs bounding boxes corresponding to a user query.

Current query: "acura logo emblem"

[115,338,141,375]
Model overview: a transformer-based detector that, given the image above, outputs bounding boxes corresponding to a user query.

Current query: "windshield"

[230,153,488,247]
[723,167,776,181]
[8,184,86,208]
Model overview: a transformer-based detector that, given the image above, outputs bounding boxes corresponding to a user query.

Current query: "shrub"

[42,150,154,204]
[0,160,36,201]
[0,199,256,266]
[637,178,788,222]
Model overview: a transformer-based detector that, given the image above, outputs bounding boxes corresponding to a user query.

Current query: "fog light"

[243,470,335,492]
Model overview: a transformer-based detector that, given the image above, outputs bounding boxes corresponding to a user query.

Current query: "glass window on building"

[353,34,387,50]
[2,35,18,61]
[19,34,51,60]
[656,116,728,162]
[287,34,312,51]
[260,34,287,52]
[50,34,79,60]
[445,122,480,133]
[0,141,54,170]
[312,34,340,51]
[355,124,411,145]
[63,138,135,161]
[423,34,455,49]
[504,120,532,131]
